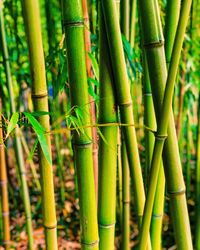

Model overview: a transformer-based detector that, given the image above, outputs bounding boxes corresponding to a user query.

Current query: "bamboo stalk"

[138,1,193,248]
[196,92,200,250]
[0,5,34,249]
[130,0,137,48]
[61,1,99,249]
[82,0,98,198]
[121,139,130,250]
[100,0,146,227]
[98,7,118,249]
[0,99,10,249]
[121,0,130,40]
[143,54,165,250]
[21,0,57,248]
[165,0,181,69]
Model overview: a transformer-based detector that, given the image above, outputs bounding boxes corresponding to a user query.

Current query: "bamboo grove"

[0,0,200,249]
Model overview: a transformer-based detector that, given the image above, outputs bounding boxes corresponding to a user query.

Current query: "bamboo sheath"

[0,99,10,249]
[98,7,118,249]
[0,5,34,249]
[21,0,58,249]
[196,93,200,250]
[82,0,98,198]
[139,0,193,249]
[62,1,99,249]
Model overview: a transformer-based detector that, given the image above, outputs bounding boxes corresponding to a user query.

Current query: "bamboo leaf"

[6,112,19,139]
[28,138,38,161]
[23,112,52,164]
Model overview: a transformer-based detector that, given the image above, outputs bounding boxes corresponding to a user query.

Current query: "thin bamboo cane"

[130,0,137,48]
[196,92,200,250]
[21,0,57,248]
[20,133,41,192]
[0,99,10,249]
[82,0,98,198]
[138,1,193,248]
[121,139,130,250]
[98,7,118,249]
[0,5,34,249]
[143,54,165,250]
[100,0,146,227]
[61,1,99,249]
[121,0,130,40]
[185,113,191,198]
[165,0,181,69]
[100,2,152,248]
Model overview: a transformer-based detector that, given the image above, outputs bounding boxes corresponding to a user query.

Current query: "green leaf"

[6,112,19,139]
[28,138,38,161]
[23,112,52,164]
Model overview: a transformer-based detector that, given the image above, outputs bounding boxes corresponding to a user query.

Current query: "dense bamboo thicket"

[0,0,200,249]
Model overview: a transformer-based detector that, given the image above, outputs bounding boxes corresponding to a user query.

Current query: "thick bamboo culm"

[0,5,34,249]
[0,99,10,249]
[61,1,99,249]
[82,0,98,198]
[21,0,58,249]
[98,6,118,249]
[196,93,200,250]
[139,0,193,249]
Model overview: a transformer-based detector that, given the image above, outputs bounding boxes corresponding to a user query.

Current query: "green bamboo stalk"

[82,0,98,197]
[130,0,137,48]
[138,1,193,249]
[165,0,181,69]
[186,114,192,198]
[196,92,200,250]
[61,1,99,249]
[98,7,118,249]
[100,0,146,227]
[21,0,58,249]
[20,133,41,192]
[0,99,10,249]
[121,0,130,40]
[117,131,123,228]
[121,139,130,250]
[0,5,34,249]
[143,54,165,250]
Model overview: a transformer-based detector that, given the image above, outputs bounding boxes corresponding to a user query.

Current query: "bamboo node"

[144,40,164,49]
[43,223,57,229]
[99,222,115,229]
[62,20,84,28]
[81,239,99,247]
[119,101,132,108]
[167,188,186,198]
[32,92,48,99]
[152,213,163,218]
[143,93,152,96]
[73,141,92,148]
[154,133,168,141]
